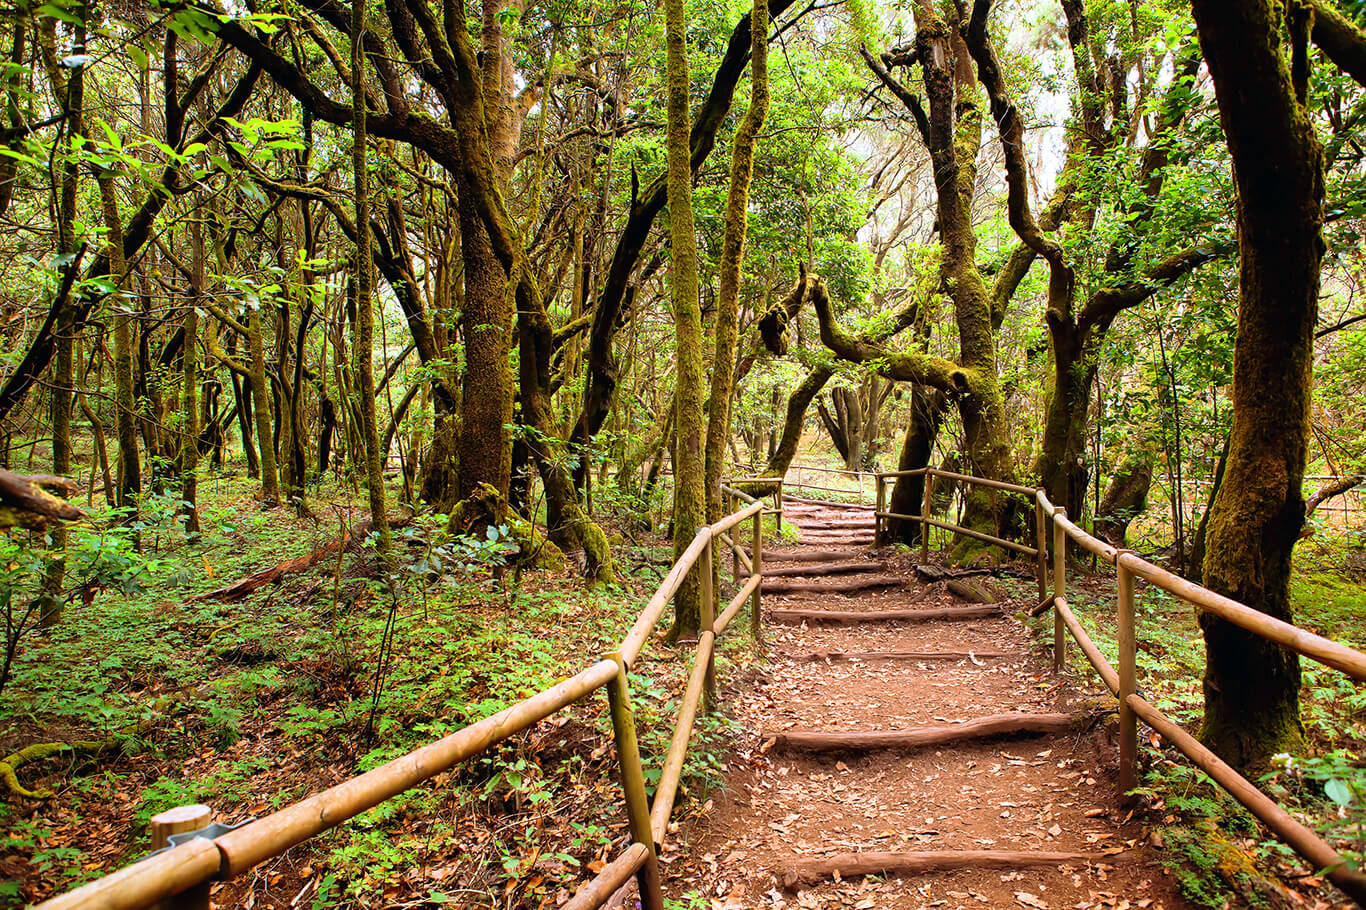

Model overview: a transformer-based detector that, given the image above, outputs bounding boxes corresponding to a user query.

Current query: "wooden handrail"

[39,497,768,910]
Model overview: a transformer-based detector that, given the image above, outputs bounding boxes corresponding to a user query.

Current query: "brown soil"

[666,497,1193,910]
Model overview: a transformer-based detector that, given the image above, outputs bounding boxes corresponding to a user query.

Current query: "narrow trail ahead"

[670,495,1190,910]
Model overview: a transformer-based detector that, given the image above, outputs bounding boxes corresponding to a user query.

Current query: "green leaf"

[1326,778,1354,806]
[128,46,148,70]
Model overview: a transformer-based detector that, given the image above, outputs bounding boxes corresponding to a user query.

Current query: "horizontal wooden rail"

[650,631,715,844]
[1028,485,1366,905]
[217,659,620,876]
[920,515,1037,556]
[38,838,222,910]
[1043,494,1119,563]
[620,500,763,667]
[1116,552,1366,681]
[1053,596,1119,695]
[716,574,762,635]
[562,843,649,910]
[41,494,769,910]
[872,466,1366,903]
[784,480,870,497]
[925,467,1036,496]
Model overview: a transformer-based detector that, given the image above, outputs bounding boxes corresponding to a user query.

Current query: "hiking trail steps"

[666,494,1192,910]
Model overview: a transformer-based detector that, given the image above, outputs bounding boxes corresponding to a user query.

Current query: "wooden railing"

[37,499,768,910]
[734,461,876,506]
[874,466,1366,905]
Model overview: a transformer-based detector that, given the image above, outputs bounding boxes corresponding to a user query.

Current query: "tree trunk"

[664,0,707,639]
[98,174,139,515]
[1094,449,1151,547]
[887,387,946,545]
[762,365,834,481]
[453,186,513,517]
[351,0,390,551]
[1191,0,1323,771]
[246,303,279,505]
[180,217,202,534]
[703,0,768,532]
[41,25,83,626]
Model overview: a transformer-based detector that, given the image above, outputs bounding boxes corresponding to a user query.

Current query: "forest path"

[666,496,1191,910]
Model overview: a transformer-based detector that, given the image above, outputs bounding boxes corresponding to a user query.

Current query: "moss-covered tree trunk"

[664,0,707,639]
[912,1,1017,553]
[41,21,83,625]
[351,0,389,551]
[1191,0,1323,771]
[180,217,202,534]
[97,174,139,515]
[454,188,513,517]
[703,0,769,527]
[886,387,946,545]
[246,300,279,505]
[1094,448,1152,547]
[762,364,833,480]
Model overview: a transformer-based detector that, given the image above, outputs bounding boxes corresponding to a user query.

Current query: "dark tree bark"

[1191,0,1324,771]
[1093,450,1152,547]
[885,387,947,545]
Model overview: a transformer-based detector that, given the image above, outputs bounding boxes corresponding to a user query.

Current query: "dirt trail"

[668,496,1190,910]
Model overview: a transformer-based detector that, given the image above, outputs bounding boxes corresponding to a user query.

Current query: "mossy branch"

[808,277,969,393]
[1,739,117,800]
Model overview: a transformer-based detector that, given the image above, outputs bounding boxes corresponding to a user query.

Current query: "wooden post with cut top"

[150,805,213,910]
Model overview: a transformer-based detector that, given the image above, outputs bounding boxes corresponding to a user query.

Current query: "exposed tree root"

[0,468,83,530]
[945,578,1005,603]
[1,739,120,799]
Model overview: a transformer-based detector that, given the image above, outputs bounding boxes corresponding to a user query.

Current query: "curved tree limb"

[1310,0,1366,89]
[809,277,969,393]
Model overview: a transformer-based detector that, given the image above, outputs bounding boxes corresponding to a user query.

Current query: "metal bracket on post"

[145,817,254,860]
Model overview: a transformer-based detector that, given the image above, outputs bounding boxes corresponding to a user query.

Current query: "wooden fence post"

[1033,497,1049,602]
[729,490,739,581]
[1052,508,1067,673]
[700,535,716,711]
[150,805,213,910]
[1117,555,1137,796]
[920,471,932,565]
[605,657,665,910]
[875,475,885,547]
[751,508,764,651]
